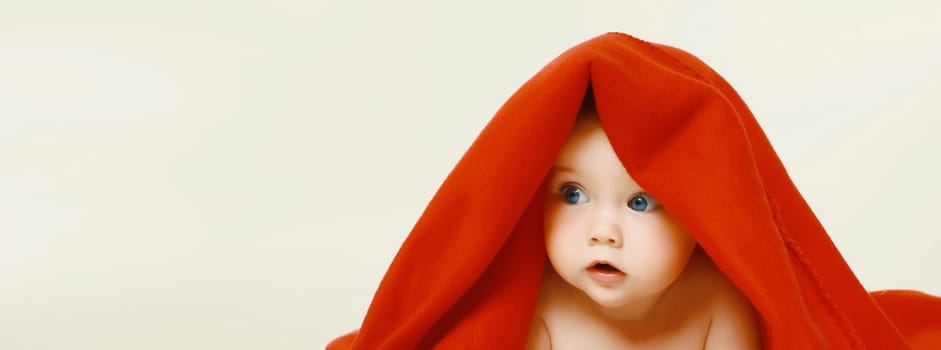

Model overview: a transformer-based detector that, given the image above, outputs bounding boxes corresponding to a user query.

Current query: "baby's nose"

[588,230,623,248]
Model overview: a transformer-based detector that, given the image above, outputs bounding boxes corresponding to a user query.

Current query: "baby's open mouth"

[586,261,626,283]
[588,262,624,274]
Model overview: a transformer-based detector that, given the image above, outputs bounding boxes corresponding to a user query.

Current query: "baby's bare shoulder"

[691,257,761,349]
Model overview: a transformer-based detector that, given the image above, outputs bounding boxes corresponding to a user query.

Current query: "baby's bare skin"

[530,109,761,349]
[528,248,760,349]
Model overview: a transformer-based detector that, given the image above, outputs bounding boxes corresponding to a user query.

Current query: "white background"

[2,1,939,349]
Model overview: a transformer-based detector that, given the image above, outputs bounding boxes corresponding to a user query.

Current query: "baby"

[328,33,941,350]
[528,99,761,349]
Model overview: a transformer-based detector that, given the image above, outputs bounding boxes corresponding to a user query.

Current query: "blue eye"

[628,193,660,212]
[560,184,589,205]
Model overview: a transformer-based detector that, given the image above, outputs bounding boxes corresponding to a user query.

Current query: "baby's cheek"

[542,205,563,235]
[544,208,579,237]
[645,232,694,277]
[544,239,578,280]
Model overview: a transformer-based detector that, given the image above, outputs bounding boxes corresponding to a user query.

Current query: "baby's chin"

[582,286,661,321]
[580,284,626,304]
[587,291,631,308]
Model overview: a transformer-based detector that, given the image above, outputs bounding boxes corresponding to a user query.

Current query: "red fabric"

[328,33,941,349]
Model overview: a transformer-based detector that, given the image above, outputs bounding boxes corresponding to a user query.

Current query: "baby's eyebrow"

[551,165,576,173]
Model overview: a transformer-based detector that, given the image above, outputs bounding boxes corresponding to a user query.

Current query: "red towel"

[328,32,941,349]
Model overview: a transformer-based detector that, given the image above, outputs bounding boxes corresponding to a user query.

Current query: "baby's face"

[543,114,697,311]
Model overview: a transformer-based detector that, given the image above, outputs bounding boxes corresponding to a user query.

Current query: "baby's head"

[542,98,698,317]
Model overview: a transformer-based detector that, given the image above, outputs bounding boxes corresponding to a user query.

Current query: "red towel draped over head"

[328,32,941,350]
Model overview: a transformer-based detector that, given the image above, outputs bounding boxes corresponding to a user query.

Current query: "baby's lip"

[587,260,623,273]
